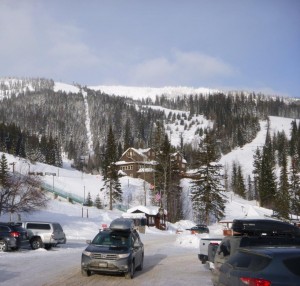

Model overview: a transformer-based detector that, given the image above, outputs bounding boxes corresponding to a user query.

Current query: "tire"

[81,268,91,277]
[136,255,144,271]
[125,261,135,279]
[44,244,52,250]
[31,238,44,250]
[0,240,8,252]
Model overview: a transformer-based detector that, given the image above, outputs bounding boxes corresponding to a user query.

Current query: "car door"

[132,231,143,267]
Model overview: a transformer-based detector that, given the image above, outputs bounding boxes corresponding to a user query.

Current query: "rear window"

[53,223,63,231]
[26,223,51,230]
[226,251,271,271]
[13,226,26,232]
[283,257,300,276]
[0,226,9,232]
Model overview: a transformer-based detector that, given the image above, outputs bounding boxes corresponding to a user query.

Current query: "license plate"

[99,262,107,268]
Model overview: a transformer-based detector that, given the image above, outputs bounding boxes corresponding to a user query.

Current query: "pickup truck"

[198,237,223,265]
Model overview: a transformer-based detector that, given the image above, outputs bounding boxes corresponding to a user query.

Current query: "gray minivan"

[21,221,66,250]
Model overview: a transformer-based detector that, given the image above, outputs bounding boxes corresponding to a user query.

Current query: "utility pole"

[109,177,113,210]
[144,161,146,206]
[9,162,16,173]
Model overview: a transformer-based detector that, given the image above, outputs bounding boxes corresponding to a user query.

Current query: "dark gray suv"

[218,247,300,286]
[81,218,144,279]
[0,222,30,251]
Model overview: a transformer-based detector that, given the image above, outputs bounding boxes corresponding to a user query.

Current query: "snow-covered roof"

[122,212,146,219]
[127,205,167,215]
[115,161,128,166]
[121,147,152,159]
[137,168,156,173]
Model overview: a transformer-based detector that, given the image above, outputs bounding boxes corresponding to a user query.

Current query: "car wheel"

[45,244,52,250]
[31,238,44,250]
[81,268,91,277]
[136,255,144,271]
[0,240,8,252]
[125,261,135,279]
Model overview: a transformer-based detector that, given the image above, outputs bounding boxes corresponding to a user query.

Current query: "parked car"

[81,218,144,279]
[0,222,30,252]
[20,221,66,250]
[217,247,300,286]
[211,219,300,286]
[188,224,210,234]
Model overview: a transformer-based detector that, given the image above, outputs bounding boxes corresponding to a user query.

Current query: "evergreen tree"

[54,136,62,167]
[155,134,171,209]
[236,165,246,199]
[289,120,298,157]
[231,162,246,198]
[94,194,103,209]
[167,158,183,223]
[39,134,48,163]
[102,125,118,178]
[274,148,290,219]
[67,138,76,160]
[25,134,43,163]
[252,147,262,201]
[290,157,300,217]
[231,161,238,194]
[123,118,132,151]
[258,143,277,208]
[101,125,122,208]
[247,175,254,200]
[0,153,10,214]
[93,141,102,172]
[0,153,9,187]
[85,192,93,207]
[190,132,226,224]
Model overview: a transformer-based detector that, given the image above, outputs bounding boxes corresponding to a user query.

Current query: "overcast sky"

[0,0,299,98]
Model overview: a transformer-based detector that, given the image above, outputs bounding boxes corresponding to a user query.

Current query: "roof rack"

[231,219,300,237]
[109,218,135,232]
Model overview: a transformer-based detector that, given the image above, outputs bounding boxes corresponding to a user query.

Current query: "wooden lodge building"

[115,147,187,184]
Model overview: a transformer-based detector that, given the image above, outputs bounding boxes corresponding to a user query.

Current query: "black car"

[81,218,144,279]
[189,224,209,234]
[217,247,300,286]
[0,222,30,251]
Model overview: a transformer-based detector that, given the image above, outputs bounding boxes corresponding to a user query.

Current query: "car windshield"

[92,232,130,248]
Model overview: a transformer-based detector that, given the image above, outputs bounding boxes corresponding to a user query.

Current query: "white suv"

[21,221,66,250]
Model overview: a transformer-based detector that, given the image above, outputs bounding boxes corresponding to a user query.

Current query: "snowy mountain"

[0,114,296,223]
[0,78,299,225]
[88,85,219,102]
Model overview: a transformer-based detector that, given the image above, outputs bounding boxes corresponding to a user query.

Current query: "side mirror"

[86,240,91,244]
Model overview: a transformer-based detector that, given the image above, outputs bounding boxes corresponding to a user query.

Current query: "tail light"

[240,277,271,286]
[10,231,20,238]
